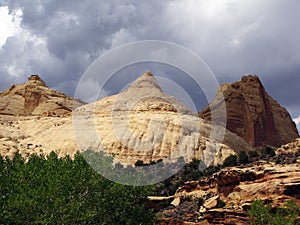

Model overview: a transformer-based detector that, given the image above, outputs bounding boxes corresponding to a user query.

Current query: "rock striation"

[0,75,85,117]
[199,75,299,148]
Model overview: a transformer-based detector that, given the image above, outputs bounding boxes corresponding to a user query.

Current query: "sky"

[0,0,299,125]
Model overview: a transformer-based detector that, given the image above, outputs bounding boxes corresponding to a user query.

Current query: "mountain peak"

[128,71,162,92]
[241,74,260,81]
[97,71,194,115]
[145,70,154,76]
[240,74,263,86]
[0,74,84,116]
[26,75,48,87]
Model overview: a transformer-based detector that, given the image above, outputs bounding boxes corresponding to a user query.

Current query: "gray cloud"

[0,0,299,118]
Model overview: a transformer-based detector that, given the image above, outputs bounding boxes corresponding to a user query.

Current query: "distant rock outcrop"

[199,75,299,148]
[0,75,85,117]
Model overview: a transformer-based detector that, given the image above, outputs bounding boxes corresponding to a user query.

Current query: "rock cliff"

[0,75,85,117]
[199,75,299,148]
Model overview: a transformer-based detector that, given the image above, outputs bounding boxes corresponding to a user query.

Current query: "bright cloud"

[293,116,300,133]
[0,6,22,48]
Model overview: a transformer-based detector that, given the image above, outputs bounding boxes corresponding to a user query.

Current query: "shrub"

[238,151,249,164]
[262,146,276,157]
[135,160,144,167]
[190,158,201,170]
[247,200,300,225]
[185,195,193,202]
[198,198,204,208]
[216,199,226,208]
[223,154,238,167]
[249,150,259,158]
[204,166,221,176]
[275,157,281,164]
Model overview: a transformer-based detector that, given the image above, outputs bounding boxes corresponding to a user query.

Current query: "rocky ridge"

[199,75,299,148]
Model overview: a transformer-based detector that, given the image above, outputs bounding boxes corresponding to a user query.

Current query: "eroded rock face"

[199,75,299,147]
[73,71,251,165]
[0,75,85,117]
[0,72,251,166]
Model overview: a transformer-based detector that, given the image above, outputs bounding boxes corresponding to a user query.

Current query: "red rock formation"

[0,75,85,117]
[199,75,299,147]
[24,87,42,115]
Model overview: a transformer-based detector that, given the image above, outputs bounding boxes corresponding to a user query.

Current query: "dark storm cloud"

[0,0,171,94]
[5,0,170,59]
[0,0,299,118]
[161,0,300,117]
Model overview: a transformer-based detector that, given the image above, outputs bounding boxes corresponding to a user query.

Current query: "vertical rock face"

[23,76,47,115]
[24,88,42,115]
[199,75,299,148]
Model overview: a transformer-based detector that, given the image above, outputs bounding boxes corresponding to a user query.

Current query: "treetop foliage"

[0,151,156,225]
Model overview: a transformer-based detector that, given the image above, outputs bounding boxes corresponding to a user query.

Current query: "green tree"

[0,151,156,225]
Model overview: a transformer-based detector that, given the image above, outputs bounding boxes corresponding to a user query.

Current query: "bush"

[247,200,300,225]
[275,157,281,164]
[204,166,221,176]
[238,151,249,164]
[135,160,144,167]
[249,150,259,158]
[216,199,226,208]
[198,198,204,208]
[190,158,201,170]
[262,146,276,158]
[184,195,193,202]
[223,154,238,167]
